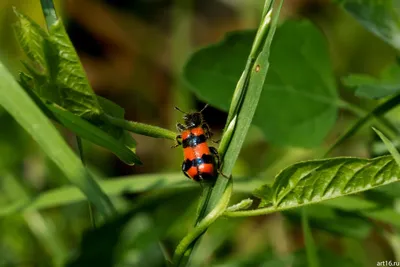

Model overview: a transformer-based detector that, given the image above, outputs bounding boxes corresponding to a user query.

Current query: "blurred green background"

[0,0,398,266]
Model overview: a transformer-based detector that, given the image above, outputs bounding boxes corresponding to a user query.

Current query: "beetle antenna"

[175,106,187,114]
[199,104,209,113]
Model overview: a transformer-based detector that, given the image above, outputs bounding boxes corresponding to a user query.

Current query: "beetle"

[173,105,220,182]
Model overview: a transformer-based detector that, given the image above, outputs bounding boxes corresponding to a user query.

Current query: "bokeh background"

[0,0,398,266]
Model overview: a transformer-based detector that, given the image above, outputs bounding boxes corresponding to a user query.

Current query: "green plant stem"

[172,180,232,265]
[76,136,96,228]
[326,96,400,155]
[40,0,58,28]
[105,114,176,140]
[338,98,398,139]
[172,2,282,265]
[196,184,214,225]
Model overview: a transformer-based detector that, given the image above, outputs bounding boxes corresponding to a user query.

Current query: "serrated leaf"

[271,156,398,209]
[183,20,337,147]
[13,8,48,73]
[20,74,139,164]
[343,63,400,99]
[252,184,273,207]
[48,19,102,118]
[337,0,400,50]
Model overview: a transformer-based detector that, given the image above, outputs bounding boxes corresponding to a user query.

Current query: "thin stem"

[76,136,96,228]
[326,96,400,156]
[224,205,277,217]
[172,180,232,265]
[338,99,398,139]
[172,2,283,265]
[195,183,214,225]
[105,114,176,140]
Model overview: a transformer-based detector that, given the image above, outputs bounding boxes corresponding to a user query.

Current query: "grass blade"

[0,61,116,218]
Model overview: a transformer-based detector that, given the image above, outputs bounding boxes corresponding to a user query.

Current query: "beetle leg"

[202,123,220,143]
[176,123,186,132]
[209,147,230,179]
[171,135,182,148]
[202,123,213,139]
[181,161,191,179]
[209,147,220,168]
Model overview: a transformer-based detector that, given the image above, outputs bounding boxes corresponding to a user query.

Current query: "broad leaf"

[14,10,140,164]
[343,63,400,99]
[255,20,337,147]
[14,9,101,117]
[19,73,140,165]
[14,9,62,103]
[48,20,102,118]
[183,20,337,147]
[13,9,47,73]
[253,184,273,207]
[337,0,400,51]
[255,155,400,210]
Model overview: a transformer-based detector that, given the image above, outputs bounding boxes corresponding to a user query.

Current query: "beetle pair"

[173,105,220,182]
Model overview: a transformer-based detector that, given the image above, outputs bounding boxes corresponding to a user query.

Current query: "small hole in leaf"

[255,65,261,72]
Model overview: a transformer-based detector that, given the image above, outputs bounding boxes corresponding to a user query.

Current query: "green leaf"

[14,11,102,119]
[46,103,141,165]
[183,20,337,147]
[96,96,138,155]
[272,156,397,209]
[255,20,338,147]
[337,0,400,50]
[184,31,252,111]
[343,64,400,99]
[0,60,115,218]
[48,19,102,118]
[20,68,140,164]
[252,184,273,207]
[227,155,400,218]
[13,8,48,73]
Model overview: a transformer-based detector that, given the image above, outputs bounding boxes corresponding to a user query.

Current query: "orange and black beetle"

[173,105,219,182]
